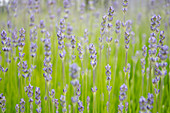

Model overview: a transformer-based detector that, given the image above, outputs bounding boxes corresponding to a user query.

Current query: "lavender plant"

[35,87,41,113]
[0,93,6,113]
[0,0,169,113]
[105,64,112,113]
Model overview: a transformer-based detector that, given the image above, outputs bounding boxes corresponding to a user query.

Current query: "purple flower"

[0,93,6,112]
[91,86,97,93]
[118,103,124,112]
[69,63,79,80]
[20,98,25,113]
[78,101,84,112]
[15,104,19,113]
[139,96,147,112]
[146,93,154,110]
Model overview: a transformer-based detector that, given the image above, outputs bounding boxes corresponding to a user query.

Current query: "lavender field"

[0,0,170,113]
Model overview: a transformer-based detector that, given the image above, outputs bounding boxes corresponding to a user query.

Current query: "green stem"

[62,60,65,87]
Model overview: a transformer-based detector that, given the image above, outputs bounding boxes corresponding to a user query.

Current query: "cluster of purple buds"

[91,86,97,93]
[39,20,46,34]
[17,28,26,78]
[1,67,8,74]
[106,7,114,44]
[100,15,107,37]
[57,19,66,60]
[89,44,97,69]
[105,64,112,92]
[20,98,25,113]
[118,103,124,113]
[34,0,40,13]
[1,30,11,52]
[71,96,78,105]
[50,89,55,102]
[150,15,161,33]
[122,0,128,14]
[70,63,80,105]
[106,36,113,45]
[28,0,34,14]
[124,31,130,50]
[155,45,169,78]
[139,96,147,113]
[139,93,154,112]
[70,63,80,86]
[159,31,165,47]
[76,84,81,98]
[125,20,132,32]
[29,14,34,27]
[7,21,12,33]
[0,93,6,112]
[18,28,26,52]
[141,45,147,74]
[71,35,76,60]
[30,26,38,58]
[88,1,95,10]
[63,0,70,19]
[87,96,90,111]
[54,99,59,113]
[66,24,73,39]
[152,76,160,86]
[119,84,128,102]
[60,95,67,113]
[118,84,128,112]
[107,6,114,22]
[11,0,17,17]
[146,93,154,111]
[158,45,168,62]
[35,87,41,113]
[12,29,18,48]
[123,63,131,78]
[115,20,121,35]
[77,43,83,60]
[30,42,37,58]
[99,15,106,52]
[22,61,31,79]
[152,75,160,95]
[25,83,33,112]
[78,101,84,113]
[15,104,19,113]
[148,33,158,63]
[83,29,89,48]
[43,32,52,83]
[48,0,56,20]
[80,3,86,20]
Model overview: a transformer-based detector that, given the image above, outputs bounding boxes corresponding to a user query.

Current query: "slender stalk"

[99,45,103,113]
[127,76,131,113]
[113,45,118,88]
[159,77,164,113]
[47,83,50,113]
[149,61,152,92]
[73,87,76,113]
[108,93,110,113]
[62,60,65,87]
[133,63,136,113]
[93,69,95,87]
[93,93,96,113]
[81,60,84,101]
[142,74,144,95]
[45,80,47,113]
[93,68,96,113]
